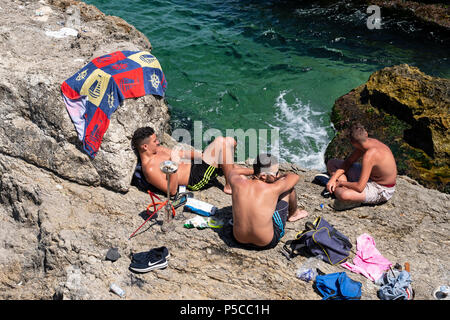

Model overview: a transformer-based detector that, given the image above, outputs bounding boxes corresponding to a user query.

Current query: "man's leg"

[202,136,238,194]
[281,188,309,222]
[334,186,366,202]
[331,186,366,211]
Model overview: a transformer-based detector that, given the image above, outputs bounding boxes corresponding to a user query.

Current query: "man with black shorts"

[228,154,309,250]
[131,126,238,195]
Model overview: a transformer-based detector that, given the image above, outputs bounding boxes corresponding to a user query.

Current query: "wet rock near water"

[368,0,450,31]
[0,0,449,301]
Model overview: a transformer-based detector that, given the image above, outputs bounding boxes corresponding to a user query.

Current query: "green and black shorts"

[187,160,222,191]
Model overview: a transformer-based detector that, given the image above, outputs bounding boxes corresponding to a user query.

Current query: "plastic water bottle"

[296,256,322,282]
[110,283,125,298]
[296,267,318,282]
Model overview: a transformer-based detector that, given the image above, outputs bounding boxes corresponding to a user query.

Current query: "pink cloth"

[341,233,392,282]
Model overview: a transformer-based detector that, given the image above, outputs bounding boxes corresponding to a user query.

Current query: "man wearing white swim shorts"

[325,123,397,206]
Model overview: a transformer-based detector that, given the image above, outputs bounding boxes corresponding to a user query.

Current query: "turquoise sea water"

[85,0,450,170]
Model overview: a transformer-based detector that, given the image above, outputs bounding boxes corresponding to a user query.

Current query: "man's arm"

[327,148,363,193]
[182,149,203,161]
[229,166,254,177]
[227,166,254,183]
[272,172,299,196]
[337,150,374,193]
[226,166,253,185]
[143,161,179,196]
[168,146,202,164]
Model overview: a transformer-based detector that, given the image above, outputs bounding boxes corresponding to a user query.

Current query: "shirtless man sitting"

[229,153,309,250]
[131,126,238,195]
[325,123,397,207]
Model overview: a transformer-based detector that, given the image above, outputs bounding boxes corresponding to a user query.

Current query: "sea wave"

[268,91,331,171]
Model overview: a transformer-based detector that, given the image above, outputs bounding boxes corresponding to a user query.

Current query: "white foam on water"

[268,90,331,171]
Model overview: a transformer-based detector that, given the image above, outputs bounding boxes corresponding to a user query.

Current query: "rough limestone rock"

[325,64,450,193]
[1,152,449,300]
[0,0,449,301]
[0,0,170,193]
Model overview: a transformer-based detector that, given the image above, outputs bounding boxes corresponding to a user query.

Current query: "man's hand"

[327,178,338,193]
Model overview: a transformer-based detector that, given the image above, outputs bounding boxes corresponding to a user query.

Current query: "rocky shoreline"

[367,0,450,30]
[0,0,449,300]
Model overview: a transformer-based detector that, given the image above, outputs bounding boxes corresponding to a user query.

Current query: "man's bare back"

[231,174,282,246]
[229,158,308,249]
[362,138,397,185]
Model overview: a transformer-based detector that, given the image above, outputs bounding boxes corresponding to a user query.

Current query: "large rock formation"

[325,64,449,193]
[0,0,449,302]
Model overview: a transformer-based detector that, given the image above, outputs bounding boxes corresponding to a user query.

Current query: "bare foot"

[223,184,232,195]
[288,209,309,222]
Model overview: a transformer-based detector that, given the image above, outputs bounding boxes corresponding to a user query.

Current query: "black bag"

[282,217,353,265]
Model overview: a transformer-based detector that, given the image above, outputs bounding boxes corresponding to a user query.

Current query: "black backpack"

[282,217,353,265]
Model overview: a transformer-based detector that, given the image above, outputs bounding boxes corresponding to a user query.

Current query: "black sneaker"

[321,188,331,198]
[132,246,170,264]
[320,188,336,199]
[313,173,330,186]
[129,250,168,273]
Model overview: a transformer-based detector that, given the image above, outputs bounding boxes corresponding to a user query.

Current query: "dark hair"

[253,153,278,175]
[131,126,155,154]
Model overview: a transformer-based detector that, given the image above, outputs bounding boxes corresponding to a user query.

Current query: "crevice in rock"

[0,150,95,189]
[36,209,50,274]
[367,89,435,158]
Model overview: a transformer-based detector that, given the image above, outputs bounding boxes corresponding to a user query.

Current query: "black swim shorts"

[187,160,221,191]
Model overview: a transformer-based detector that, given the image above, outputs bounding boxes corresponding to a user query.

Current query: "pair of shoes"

[130,247,169,273]
[313,173,330,186]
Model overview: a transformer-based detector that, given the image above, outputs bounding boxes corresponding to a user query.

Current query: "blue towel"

[315,272,362,300]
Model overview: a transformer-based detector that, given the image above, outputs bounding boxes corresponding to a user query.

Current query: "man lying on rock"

[228,153,309,250]
[131,126,239,195]
[322,123,397,210]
